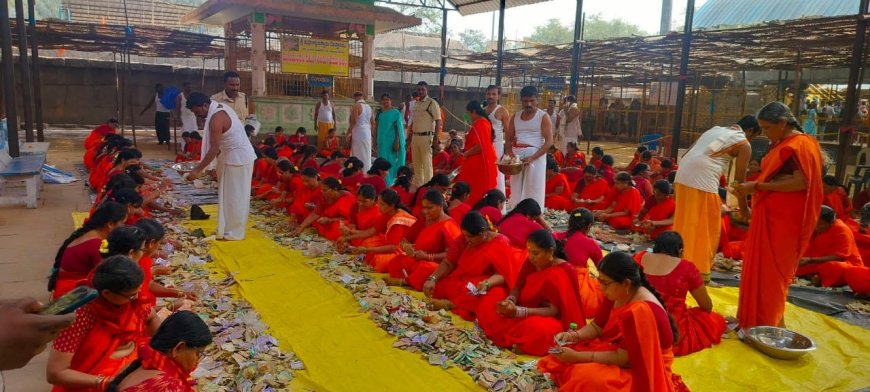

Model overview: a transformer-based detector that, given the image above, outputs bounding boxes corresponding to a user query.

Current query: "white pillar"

[361,33,374,100]
[251,18,267,96]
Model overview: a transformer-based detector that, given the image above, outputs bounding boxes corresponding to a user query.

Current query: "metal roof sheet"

[447,0,552,16]
[694,0,859,29]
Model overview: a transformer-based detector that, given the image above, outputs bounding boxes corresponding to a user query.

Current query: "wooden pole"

[0,0,20,157]
[586,63,595,155]
[792,50,803,115]
[15,0,34,142]
[690,71,700,135]
[835,0,870,182]
[741,68,748,116]
[28,0,44,141]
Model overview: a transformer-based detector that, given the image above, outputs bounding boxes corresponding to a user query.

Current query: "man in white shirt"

[139,83,171,144]
[186,92,257,241]
[314,89,337,149]
[485,85,511,194]
[175,82,198,133]
[348,91,375,171]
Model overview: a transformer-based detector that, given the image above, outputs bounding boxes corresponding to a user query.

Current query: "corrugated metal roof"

[694,0,859,29]
[448,0,552,16]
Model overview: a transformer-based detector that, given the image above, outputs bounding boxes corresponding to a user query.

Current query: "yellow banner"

[281,37,349,77]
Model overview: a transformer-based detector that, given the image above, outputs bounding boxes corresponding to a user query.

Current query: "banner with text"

[281,37,349,76]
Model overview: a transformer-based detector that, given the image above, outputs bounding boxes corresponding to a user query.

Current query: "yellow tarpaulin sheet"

[73,209,870,391]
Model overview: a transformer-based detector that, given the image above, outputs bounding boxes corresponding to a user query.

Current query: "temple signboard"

[281,36,350,76]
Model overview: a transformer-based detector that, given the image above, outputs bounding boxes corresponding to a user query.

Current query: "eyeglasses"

[597,278,617,289]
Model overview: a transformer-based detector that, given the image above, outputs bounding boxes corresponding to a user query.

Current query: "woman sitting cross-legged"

[422,211,522,320]
[633,231,726,356]
[346,189,417,272]
[538,251,689,392]
[477,229,586,356]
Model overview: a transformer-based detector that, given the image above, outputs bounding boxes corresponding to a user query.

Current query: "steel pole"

[669,0,694,161]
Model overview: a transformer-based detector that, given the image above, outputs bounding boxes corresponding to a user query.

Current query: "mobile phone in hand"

[41,286,98,315]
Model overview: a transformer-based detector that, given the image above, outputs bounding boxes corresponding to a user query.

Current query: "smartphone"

[41,286,99,315]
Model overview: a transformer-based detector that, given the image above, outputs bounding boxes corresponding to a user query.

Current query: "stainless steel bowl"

[746,326,816,360]
[171,161,199,174]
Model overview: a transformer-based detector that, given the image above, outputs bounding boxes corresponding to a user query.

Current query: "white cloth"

[351,100,373,171]
[317,100,334,123]
[509,109,547,209]
[179,93,198,132]
[675,125,747,193]
[155,93,170,113]
[405,101,416,126]
[489,104,506,194]
[203,102,257,165]
[565,103,582,143]
[216,160,254,240]
[555,108,567,152]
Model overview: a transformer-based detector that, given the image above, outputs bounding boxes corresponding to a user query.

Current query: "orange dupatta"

[737,133,823,328]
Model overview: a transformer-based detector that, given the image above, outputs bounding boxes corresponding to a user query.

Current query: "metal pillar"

[494,0,506,86]
[15,0,34,142]
[586,63,595,155]
[836,0,870,182]
[660,0,673,34]
[792,50,802,115]
[569,0,584,96]
[28,0,44,141]
[0,0,19,157]
[439,6,448,91]
[669,0,694,161]
[250,16,267,96]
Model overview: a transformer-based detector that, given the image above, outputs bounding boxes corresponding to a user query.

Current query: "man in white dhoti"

[563,95,582,146]
[485,85,511,195]
[504,86,553,209]
[185,92,257,241]
[348,91,375,171]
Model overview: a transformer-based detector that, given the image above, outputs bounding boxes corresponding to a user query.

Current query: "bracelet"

[482,280,490,289]
[427,275,438,283]
[506,295,517,303]
[95,375,105,388]
[516,306,528,318]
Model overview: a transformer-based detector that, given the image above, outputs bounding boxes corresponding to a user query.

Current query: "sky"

[445,0,710,40]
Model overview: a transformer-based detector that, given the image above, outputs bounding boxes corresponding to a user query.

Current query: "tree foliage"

[457,28,487,52]
[525,13,647,45]
[384,0,445,36]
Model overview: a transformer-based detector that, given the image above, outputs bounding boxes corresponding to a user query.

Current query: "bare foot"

[706,280,722,288]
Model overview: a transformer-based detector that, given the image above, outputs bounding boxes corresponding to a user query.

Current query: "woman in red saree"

[734,102,823,329]
[822,175,853,218]
[358,158,392,194]
[471,189,507,223]
[253,149,281,197]
[410,174,451,218]
[92,149,141,193]
[287,168,323,224]
[386,189,461,290]
[134,220,197,309]
[107,311,211,392]
[554,208,604,317]
[572,166,612,211]
[594,172,644,230]
[447,182,472,223]
[422,211,522,320]
[632,180,676,240]
[336,185,382,249]
[796,206,864,287]
[477,230,586,356]
[50,202,128,299]
[456,101,498,206]
[340,157,365,191]
[348,189,417,272]
[84,120,118,160]
[634,231,726,356]
[539,252,688,392]
[48,256,158,392]
[589,146,604,169]
[259,160,298,207]
[290,177,355,240]
[498,198,552,250]
[319,151,346,177]
[391,168,415,207]
[631,163,654,204]
[545,159,574,211]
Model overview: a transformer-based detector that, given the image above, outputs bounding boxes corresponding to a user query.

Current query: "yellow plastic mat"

[182,206,481,392]
[73,210,870,391]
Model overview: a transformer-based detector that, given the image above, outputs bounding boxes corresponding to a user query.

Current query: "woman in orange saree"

[290,177,355,240]
[455,101,498,206]
[571,166,611,211]
[733,102,823,329]
[287,168,323,224]
[545,159,574,211]
[348,189,417,272]
[477,230,587,356]
[539,252,688,392]
[84,121,118,167]
[386,189,461,291]
[632,180,676,240]
[422,211,522,320]
[48,256,157,392]
[336,185,383,247]
[554,209,604,317]
[634,232,726,356]
[594,172,644,230]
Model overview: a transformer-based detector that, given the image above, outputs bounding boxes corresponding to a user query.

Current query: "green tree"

[526,18,573,45]
[384,0,445,36]
[525,14,647,45]
[457,28,487,52]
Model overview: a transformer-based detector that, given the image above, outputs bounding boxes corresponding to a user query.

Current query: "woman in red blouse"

[633,231,726,356]
[350,189,417,272]
[50,202,128,299]
[448,182,472,223]
[108,311,211,392]
[48,256,158,392]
